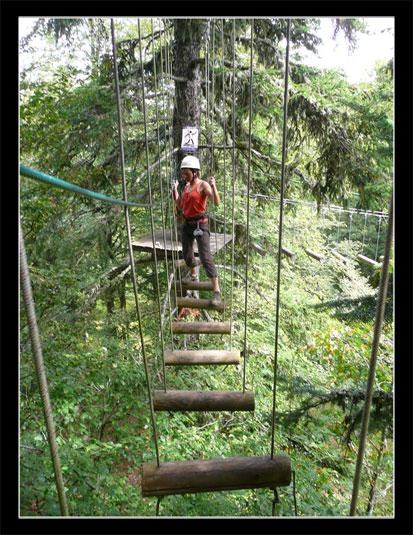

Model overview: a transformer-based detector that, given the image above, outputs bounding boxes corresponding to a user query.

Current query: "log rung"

[357,254,382,269]
[176,297,224,311]
[172,321,231,334]
[304,248,323,261]
[142,455,291,497]
[180,281,214,291]
[165,349,240,366]
[153,390,254,412]
[175,258,200,268]
[282,247,295,259]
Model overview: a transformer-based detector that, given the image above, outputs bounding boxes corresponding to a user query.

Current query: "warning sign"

[181,126,199,153]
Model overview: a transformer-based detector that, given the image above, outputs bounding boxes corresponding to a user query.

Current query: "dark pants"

[181,221,218,279]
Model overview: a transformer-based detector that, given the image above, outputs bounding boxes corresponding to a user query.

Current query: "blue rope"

[20,165,152,208]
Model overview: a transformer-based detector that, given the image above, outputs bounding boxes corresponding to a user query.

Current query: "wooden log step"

[331,249,348,264]
[357,254,382,269]
[153,390,255,412]
[282,247,296,259]
[164,349,240,366]
[176,296,224,311]
[172,321,230,334]
[142,455,291,497]
[180,280,214,291]
[175,258,200,268]
[304,248,323,261]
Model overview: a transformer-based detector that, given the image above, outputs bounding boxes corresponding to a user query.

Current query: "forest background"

[19,17,394,517]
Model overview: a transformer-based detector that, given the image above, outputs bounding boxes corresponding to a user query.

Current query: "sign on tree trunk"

[181,126,198,153]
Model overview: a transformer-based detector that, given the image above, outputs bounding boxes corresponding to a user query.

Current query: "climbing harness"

[193,222,204,237]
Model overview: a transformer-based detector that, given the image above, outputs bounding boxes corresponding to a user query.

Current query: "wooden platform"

[142,455,292,497]
[132,229,233,257]
[153,390,254,412]
[165,350,240,366]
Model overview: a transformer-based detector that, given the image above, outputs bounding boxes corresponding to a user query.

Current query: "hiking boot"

[211,291,222,306]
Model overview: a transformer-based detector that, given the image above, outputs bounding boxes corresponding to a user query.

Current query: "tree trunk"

[172,19,207,170]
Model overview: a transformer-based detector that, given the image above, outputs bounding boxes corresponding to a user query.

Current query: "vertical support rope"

[111,19,160,466]
[137,19,167,390]
[153,18,175,351]
[229,19,237,350]
[374,215,383,261]
[19,222,70,516]
[165,23,184,305]
[348,212,353,256]
[209,19,218,254]
[160,23,179,315]
[361,212,368,252]
[336,208,342,242]
[349,193,393,516]
[242,19,254,392]
[221,19,227,321]
[270,19,291,459]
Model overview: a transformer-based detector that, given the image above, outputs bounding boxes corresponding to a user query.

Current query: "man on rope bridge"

[172,155,222,306]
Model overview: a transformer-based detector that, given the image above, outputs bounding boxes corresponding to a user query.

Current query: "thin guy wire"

[138,19,166,391]
[19,222,70,516]
[242,20,254,393]
[111,19,160,466]
[229,19,237,350]
[270,19,291,459]
[349,192,393,515]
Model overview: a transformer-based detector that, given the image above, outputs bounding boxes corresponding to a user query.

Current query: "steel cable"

[111,19,160,465]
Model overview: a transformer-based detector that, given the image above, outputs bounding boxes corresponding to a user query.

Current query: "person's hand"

[172,180,179,192]
[208,176,216,189]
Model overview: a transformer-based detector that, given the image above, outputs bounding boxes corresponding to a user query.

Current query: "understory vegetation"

[19,17,393,517]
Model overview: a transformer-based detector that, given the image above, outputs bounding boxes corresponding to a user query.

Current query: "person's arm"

[202,177,220,206]
[172,180,182,209]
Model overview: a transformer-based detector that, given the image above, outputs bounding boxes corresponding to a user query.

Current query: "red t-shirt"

[181,182,207,219]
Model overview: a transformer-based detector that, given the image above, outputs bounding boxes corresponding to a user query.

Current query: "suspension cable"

[349,192,393,515]
[242,19,254,392]
[160,22,179,314]
[110,18,160,466]
[19,221,70,516]
[137,18,167,390]
[361,212,368,252]
[270,18,291,459]
[210,20,219,254]
[166,23,184,308]
[152,18,175,353]
[374,215,383,261]
[229,19,237,349]
[221,19,227,320]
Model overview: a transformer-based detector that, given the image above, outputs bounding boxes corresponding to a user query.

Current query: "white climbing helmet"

[180,155,200,170]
